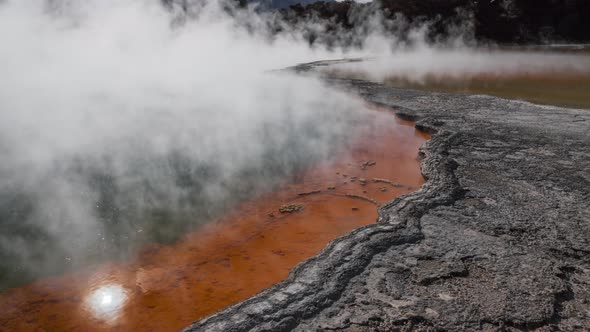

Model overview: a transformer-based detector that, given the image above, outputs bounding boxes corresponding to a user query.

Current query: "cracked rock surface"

[184,73,590,331]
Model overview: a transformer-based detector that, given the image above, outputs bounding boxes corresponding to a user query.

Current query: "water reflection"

[85,284,128,322]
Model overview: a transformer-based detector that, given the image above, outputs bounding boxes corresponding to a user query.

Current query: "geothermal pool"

[322,48,590,109]
[0,107,428,331]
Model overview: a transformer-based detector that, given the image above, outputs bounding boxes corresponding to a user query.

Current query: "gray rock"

[183,71,590,331]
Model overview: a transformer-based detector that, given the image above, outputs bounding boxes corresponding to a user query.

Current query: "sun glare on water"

[85,284,128,322]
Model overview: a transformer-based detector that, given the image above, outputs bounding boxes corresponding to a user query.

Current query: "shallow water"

[323,48,590,109]
[383,72,590,109]
[0,107,428,331]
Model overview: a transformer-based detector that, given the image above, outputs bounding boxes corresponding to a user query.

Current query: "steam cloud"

[1,0,587,290]
[321,46,590,84]
[0,0,369,288]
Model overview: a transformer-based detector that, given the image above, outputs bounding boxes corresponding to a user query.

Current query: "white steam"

[1,0,587,289]
[321,46,590,84]
[0,0,367,287]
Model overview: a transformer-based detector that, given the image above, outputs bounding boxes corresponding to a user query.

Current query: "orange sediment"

[0,107,429,332]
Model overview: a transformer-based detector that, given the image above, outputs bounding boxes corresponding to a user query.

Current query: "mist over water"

[1,0,588,290]
[320,46,590,108]
[0,0,369,288]
[323,46,590,82]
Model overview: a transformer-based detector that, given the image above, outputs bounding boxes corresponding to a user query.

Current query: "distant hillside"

[161,0,590,44]
[162,0,334,10]
[278,0,590,44]
[252,0,333,9]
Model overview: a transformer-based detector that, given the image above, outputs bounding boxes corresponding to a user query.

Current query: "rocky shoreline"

[184,68,590,331]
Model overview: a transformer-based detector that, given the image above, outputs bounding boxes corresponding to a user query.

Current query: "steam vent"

[1,1,590,332]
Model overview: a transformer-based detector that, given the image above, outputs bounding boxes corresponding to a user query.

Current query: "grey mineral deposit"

[185,62,590,331]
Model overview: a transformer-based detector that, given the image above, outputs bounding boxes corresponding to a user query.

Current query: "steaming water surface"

[322,47,590,109]
[0,3,434,330]
[2,1,589,331]
[0,106,428,331]
[0,0,362,290]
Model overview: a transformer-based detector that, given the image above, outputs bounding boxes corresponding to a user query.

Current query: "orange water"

[0,106,429,332]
